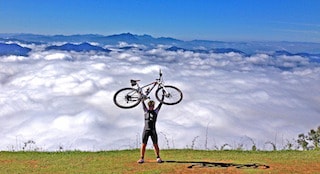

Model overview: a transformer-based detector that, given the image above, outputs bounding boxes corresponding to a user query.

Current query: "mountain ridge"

[0,43,31,56]
[1,33,320,56]
[45,42,111,52]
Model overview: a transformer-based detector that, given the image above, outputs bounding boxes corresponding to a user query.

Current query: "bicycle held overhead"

[113,70,183,109]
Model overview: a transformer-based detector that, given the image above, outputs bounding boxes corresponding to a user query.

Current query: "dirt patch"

[267,161,320,173]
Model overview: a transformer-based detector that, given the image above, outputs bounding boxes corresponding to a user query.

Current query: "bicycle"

[113,70,183,109]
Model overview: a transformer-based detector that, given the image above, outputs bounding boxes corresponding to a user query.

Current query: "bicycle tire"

[113,88,142,109]
[155,85,183,105]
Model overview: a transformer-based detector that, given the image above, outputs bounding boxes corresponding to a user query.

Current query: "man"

[137,99,163,164]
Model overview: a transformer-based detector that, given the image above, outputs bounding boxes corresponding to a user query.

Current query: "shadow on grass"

[164,160,270,169]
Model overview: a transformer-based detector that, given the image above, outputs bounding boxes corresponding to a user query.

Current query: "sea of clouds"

[0,41,319,151]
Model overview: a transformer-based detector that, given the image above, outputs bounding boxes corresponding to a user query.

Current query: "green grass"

[0,149,319,173]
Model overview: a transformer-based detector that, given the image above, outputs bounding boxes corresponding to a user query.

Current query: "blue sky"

[0,0,319,42]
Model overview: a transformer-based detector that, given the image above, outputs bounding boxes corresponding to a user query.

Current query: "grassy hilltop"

[1,149,320,173]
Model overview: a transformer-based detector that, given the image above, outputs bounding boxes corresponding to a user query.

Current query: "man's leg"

[141,143,147,158]
[138,131,149,163]
[151,131,163,163]
[138,143,147,163]
[153,143,160,157]
[153,144,163,163]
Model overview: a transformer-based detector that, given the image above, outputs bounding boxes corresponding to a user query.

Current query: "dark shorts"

[142,130,158,144]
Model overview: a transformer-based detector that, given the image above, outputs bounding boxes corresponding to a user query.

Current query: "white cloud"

[0,43,319,151]
[44,53,73,61]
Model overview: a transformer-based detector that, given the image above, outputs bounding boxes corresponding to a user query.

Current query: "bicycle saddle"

[130,79,140,86]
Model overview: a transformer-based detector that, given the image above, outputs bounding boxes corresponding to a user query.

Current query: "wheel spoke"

[113,88,141,108]
[156,85,183,105]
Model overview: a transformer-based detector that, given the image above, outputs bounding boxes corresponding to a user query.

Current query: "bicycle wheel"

[155,85,183,105]
[113,88,142,109]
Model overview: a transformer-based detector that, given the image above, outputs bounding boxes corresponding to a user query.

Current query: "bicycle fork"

[159,85,171,98]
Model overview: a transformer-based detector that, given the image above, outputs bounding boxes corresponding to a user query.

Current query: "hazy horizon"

[1,0,320,42]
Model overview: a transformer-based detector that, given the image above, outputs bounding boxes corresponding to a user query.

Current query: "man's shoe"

[137,158,144,164]
[156,158,163,163]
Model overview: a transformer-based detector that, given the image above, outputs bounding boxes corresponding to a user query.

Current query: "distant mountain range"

[0,33,320,58]
[0,33,182,46]
[45,42,111,52]
[0,43,31,56]
[165,46,246,55]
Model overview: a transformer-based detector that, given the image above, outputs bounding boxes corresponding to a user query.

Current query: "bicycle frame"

[131,71,168,99]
